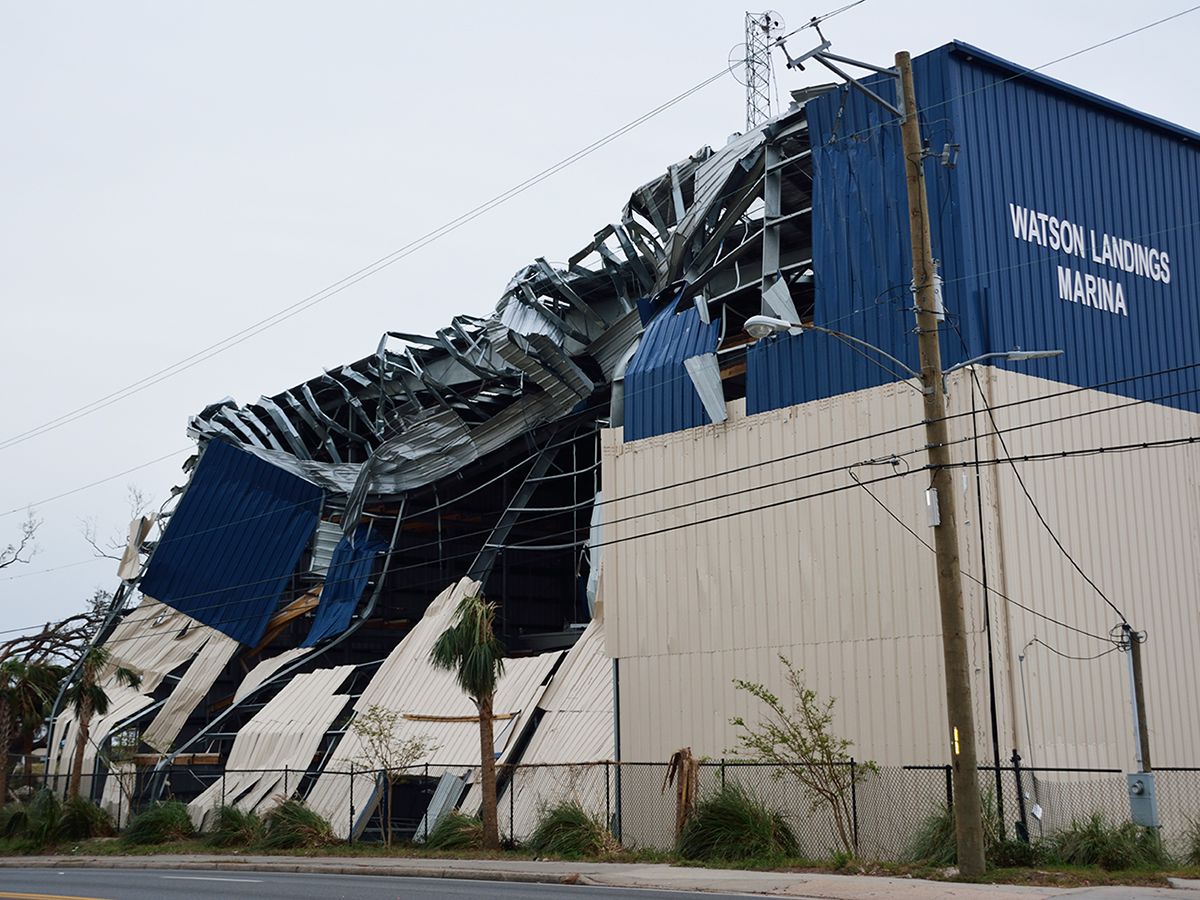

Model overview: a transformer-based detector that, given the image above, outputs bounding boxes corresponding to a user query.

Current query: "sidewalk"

[1,854,1198,898]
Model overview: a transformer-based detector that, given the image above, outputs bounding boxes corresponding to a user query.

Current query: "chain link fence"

[23,756,1200,860]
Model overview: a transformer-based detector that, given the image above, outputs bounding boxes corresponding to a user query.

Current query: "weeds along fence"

[31,757,1200,859]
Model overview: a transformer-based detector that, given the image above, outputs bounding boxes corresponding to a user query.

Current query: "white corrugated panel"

[489,617,614,841]
[142,630,239,751]
[188,665,353,830]
[46,597,234,795]
[305,578,563,838]
[234,647,313,703]
[601,371,1200,774]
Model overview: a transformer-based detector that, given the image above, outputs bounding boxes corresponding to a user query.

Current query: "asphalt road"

[0,869,765,900]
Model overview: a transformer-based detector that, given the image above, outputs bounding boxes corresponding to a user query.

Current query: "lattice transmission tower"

[741,11,784,130]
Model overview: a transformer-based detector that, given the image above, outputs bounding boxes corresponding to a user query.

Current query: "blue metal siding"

[302,524,388,647]
[749,41,1200,414]
[623,304,722,440]
[140,439,323,646]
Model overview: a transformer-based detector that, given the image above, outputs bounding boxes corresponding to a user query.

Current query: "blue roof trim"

[947,41,1200,146]
[140,440,323,646]
[301,524,388,647]
[623,303,722,441]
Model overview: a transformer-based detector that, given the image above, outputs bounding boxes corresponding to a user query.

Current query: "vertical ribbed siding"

[602,371,1200,768]
[750,41,1200,416]
[140,439,324,646]
[622,304,722,441]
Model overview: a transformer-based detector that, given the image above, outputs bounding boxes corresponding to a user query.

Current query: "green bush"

[526,801,620,858]
[1047,814,1170,870]
[121,801,195,845]
[423,811,484,851]
[204,806,264,848]
[260,800,336,850]
[59,797,115,841]
[904,792,1000,865]
[677,784,799,862]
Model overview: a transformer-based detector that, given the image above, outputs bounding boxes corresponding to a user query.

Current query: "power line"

[0,64,739,455]
[949,320,1128,625]
[4,3,1190,461]
[1027,637,1121,662]
[847,470,1113,643]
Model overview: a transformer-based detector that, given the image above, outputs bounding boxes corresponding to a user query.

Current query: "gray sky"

[2,0,1197,637]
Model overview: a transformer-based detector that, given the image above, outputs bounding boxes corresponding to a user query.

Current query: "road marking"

[0,893,111,900]
[159,876,263,883]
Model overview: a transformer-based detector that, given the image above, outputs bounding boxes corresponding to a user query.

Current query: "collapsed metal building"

[45,85,817,839]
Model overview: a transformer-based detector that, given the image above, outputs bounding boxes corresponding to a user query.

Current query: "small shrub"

[904,792,1000,865]
[1,806,30,839]
[829,849,853,871]
[677,784,799,862]
[1047,813,1169,870]
[122,801,195,845]
[205,806,263,848]
[22,790,64,847]
[424,811,484,851]
[260,799,336,850]
[527,801,620,858]
[59,797,115,840]
[988,838,1042,868]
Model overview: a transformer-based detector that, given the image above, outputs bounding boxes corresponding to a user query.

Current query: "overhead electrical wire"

[3,1,1188,457]
[6,366,1197,590]
[19,416,1191,648]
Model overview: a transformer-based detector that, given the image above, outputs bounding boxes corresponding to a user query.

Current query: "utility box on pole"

[1127,772,1160,828]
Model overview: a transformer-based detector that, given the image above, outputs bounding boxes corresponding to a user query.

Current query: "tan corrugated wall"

[601,371,1200,770]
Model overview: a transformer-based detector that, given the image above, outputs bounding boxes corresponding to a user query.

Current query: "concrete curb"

[0,857,580,885]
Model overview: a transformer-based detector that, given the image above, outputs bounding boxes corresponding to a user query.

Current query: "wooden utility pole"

[1125,625,1152,771]
[895,50,987,876]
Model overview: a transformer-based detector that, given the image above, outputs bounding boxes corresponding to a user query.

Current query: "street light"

[943,350,1064,375]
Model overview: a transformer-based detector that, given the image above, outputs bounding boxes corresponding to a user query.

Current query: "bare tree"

[0,511,40,570]
[82,486,152,561]
[350,704,436,847]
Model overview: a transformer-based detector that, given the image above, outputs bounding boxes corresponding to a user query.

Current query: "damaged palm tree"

[65,646,141,801]
[429,594,505,850]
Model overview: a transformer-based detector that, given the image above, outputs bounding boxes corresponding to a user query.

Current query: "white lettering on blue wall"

[1008,202,1176,318]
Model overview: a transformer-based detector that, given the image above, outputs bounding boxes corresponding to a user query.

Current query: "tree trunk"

[0,697,10,809]
[68,694,93,802]
[477,694,500,850]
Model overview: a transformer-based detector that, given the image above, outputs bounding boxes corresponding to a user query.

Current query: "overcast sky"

[1,0,1197,638]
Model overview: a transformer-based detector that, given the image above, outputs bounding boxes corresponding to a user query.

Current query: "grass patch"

[526,801,620,858]
[1185,817,1200,867]
[677,784,798,862]
[904,793,1000,865]
[423,812,484,851]
[204,806,264,848]
[1046,813,1170,870]
[260,800,336,850]
[122,801,195,845]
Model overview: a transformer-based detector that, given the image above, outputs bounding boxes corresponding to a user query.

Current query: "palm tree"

[429,594,505,850]
[64,646,140,801]
[0,659,61,807]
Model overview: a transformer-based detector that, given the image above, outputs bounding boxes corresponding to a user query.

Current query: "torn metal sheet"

[683,353,728,425]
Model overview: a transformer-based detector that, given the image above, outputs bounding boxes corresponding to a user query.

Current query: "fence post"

[284,765,289,797]
[720,758,726,790]
[509,765,516,843]
[348,763,355,845]
[1011,750,1029,843]
[944,764,954,811]
[424,763,430,843]
[116,775,123,830]
[605,762,611,832]
[850,758,859,854]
